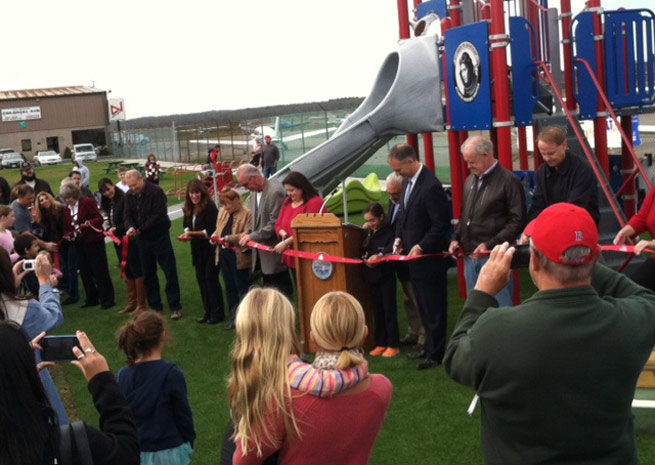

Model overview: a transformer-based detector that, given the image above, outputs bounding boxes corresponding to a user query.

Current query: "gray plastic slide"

[272,34,445,195]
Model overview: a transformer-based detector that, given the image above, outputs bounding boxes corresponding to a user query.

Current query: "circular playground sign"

[453,41,482,103]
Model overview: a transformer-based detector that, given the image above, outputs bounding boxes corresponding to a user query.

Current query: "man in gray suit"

[237,164,293,298]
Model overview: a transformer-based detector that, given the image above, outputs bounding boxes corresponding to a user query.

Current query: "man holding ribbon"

[388,143,451,370]
[237,164,293,299]
[445,203,655,465]
[448,136,526,306]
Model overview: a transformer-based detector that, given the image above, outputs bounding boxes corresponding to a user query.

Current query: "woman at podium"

[274,172,324,281]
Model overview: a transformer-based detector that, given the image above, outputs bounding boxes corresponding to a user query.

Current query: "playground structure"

[269,0,655,297]
[166,160,242,203]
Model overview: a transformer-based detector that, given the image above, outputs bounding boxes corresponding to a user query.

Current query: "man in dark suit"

[386,172,425,352]
[388,144,451,370]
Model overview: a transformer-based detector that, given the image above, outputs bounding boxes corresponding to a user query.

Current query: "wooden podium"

[291,213,374,353]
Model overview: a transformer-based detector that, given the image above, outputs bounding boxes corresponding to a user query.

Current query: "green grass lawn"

[45,210,655,465]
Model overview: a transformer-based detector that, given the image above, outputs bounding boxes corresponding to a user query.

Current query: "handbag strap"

[58,424,73,465]
[71,421,93,465]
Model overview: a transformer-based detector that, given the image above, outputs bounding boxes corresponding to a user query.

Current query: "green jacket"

[445,264,655,465]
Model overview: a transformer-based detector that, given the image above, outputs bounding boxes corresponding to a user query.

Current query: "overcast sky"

[3,0,649,119]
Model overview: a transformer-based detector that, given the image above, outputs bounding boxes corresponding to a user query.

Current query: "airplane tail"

[272,34,445,194]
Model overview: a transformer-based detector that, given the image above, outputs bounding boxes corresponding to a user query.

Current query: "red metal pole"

[533,125,543,170]
[560,0,576,111]
[621,116,636,218]
[518,127,529,170]
[490,0,513,169]
[588,0,609,177]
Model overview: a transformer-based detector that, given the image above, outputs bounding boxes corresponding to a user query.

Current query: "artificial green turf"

[46,203,655,465]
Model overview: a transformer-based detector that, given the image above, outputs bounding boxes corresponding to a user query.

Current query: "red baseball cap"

[524,203,599,265]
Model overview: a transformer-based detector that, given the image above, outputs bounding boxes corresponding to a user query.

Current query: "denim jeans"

[220,248,250,322]
[464,255,514,307]
[138,234,181,312]
[263,165,277,178]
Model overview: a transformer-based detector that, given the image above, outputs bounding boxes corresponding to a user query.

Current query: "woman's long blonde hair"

[311,291,367,369]
[227,288,301,456]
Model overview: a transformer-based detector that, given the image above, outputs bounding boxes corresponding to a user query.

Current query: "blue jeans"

[263,165,277,178]
[61,241,79,300]
[138,234,181,312]
[220,248,250,322]
[464,255,514,307]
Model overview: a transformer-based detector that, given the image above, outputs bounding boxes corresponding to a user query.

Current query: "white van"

[72,144,97,162]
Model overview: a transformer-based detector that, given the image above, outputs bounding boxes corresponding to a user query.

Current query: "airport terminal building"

[0,86,110,159]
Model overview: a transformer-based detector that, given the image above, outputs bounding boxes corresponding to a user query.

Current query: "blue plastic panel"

[445,22,492,131]
[416,0,448,21]
[604,9,655,109]
[510,17,540,127]
[571,12,598,120]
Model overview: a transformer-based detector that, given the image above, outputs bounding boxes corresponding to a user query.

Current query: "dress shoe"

[197,318,209,324]
[62,297,79,306]
[100,302,115,310]
[80,301,99,308]
[170,310,183,320]
[417,359,441,370]
[399,335,418,345]
[407,350,427,360]
[206,319,222,325]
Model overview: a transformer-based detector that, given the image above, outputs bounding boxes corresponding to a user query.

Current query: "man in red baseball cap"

[444,203,655,465]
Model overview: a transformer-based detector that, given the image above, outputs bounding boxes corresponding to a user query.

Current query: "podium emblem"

[312,254,334,281]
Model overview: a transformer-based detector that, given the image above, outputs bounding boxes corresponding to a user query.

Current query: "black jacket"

[183,202,219,266]
[123,181,171,240]
[528,150,600,225]
[362,222,395,283]
[12,177,53,199]
[396,166,451,276]
[43,371,139,465]
[455,163,526,253]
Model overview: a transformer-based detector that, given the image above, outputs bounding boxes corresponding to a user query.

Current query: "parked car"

[1,152,25,169]
[34,150,62,166]
[0,148,14,161]
[72,143,97,162]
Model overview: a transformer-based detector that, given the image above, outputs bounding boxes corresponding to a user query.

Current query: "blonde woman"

[228,290,392,465]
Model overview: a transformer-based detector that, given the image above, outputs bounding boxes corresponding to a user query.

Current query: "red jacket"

[63,197,105,244]
[629,187,655,238]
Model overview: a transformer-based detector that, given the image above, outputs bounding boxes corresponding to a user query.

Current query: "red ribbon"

[208,237,654,266]
[120,236,130,279]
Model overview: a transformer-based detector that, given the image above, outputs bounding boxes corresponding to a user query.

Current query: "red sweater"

[274,196,325,268]
[629,187,655,238]
[234,374,392,465]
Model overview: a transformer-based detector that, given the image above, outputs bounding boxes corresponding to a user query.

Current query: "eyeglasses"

[239,176,254,188]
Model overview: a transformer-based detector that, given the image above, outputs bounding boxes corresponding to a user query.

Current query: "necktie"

[404,180,413,208]
[391,203,399,224]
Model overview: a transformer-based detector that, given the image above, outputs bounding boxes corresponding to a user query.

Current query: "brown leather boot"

[131,276,148,315]
[119,279,137,314]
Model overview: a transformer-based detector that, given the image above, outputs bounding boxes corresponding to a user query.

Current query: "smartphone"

[23,259,36,271]
[510,244,531,269]
[40,335,82,362]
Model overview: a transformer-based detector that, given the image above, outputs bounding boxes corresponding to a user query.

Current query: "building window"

[21,139,32,152]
